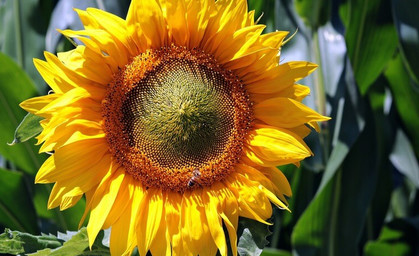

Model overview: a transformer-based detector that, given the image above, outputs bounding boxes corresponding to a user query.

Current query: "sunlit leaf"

[390,129,419,188]
[385,55,419,157]
[30,228,110,256]
[0,52,45,174]
[340,0,398,94]
[292,106,378,256]
[0,229,61,255]
[392,0,419,84]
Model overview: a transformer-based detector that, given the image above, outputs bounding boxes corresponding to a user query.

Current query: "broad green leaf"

[317,58,366,192]
[295,0,331,29]
[280,166,319,234]
[9,113,43,145]
[0,168,38,233]
[292,107,378,256]
[390,129,419,188]
[364,218,418,256]
[340,0,398,94]
[1,0,53,93]
[30,228,110,256]
[0,228,62,255]
[237,218,271,256]
[366,83,394,239]
[261,248,292,256]
[392,0,419,84]
[0,52,45,174]
[385,55,419,157]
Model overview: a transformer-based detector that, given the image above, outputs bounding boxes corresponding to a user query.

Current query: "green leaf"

[0,52,46,174]
[317,58,366,193]
[340,0,398,94]
[366,82,395,240]
[0,168,38,233]
[292,106,378,256]
[30,228,110,256]
[237,218,271,256]
[0,228,62,255]
[295,0,331,29]
[392,0,419,84]
[261,248,292,256]
[385,55,419,157]
[9,113,44,145]
[389,129,419,188]
[364,218,418,256]
[1,0,53,92]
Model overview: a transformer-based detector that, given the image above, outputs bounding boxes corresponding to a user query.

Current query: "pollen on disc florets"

[102,45,253,193]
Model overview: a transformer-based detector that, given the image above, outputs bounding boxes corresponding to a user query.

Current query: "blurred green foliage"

[0,0,418,255]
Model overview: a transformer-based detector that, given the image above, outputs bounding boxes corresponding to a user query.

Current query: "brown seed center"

[102,46,252,192]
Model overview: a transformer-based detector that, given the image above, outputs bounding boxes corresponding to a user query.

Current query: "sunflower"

[20,0,328,255]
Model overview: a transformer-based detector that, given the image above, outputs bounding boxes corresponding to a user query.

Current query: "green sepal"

[9,113,44,145]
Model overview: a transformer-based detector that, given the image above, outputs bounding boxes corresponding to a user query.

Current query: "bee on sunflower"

[20,0,329,255]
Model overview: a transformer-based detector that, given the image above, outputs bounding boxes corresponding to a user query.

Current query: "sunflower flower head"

[20,0,329,255]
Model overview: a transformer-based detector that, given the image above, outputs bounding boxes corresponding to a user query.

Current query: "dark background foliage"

[0,0,418,255]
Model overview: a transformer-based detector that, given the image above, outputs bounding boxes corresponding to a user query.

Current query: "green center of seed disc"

[121,59,236,169]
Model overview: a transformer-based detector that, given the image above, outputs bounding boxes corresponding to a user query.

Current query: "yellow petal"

[127,0,167,49]
[47,153,113,209]
[203,185,228,256]
[36,139,107,183]
[110,184,145,256]
[19,94,59,115]
[136,189,164,256]
[184,0,211,48]
[254,97,330,129]
[246,61,318,93]
[149,195,170,256]
[33,58,73,94]
[225,175,271,225]
[160,0,189,46]
[215,25,265,64]
[250,84,311,103]
[245,125,312,167]
[220,188,239,256]
[103,175,133,229]
[202,0,248,53]
[87,168,125,248]
[85,8,137,56]
[57,45,112,85]
[260,167,292,197]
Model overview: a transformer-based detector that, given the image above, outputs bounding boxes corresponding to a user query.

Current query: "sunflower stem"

[13,0,24,68]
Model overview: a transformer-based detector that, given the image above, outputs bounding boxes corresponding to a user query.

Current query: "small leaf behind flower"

[0,229,62,255]
[30,228,110,256]
[9,113,44,145]
[237,218,271,256]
